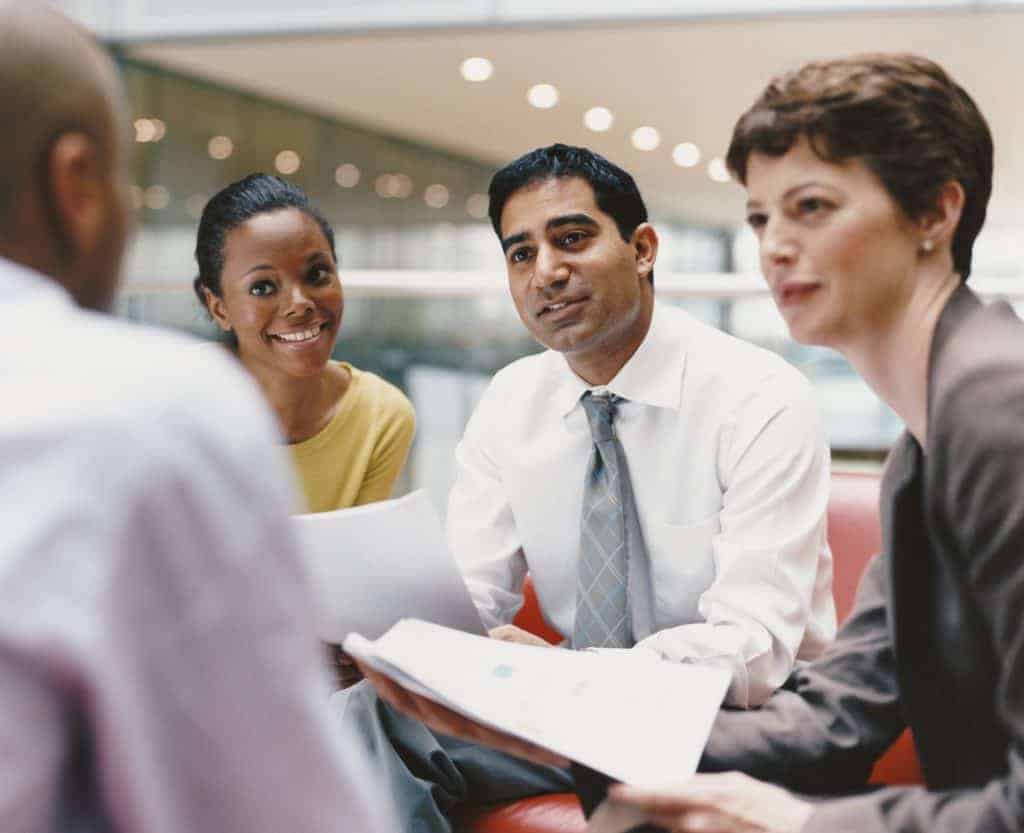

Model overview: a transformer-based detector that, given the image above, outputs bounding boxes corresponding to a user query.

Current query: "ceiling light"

[672,142,701,168]
[149,119,166,142]
[584,107,614,132]
[275,150,301,175]
[185,194,208,219]
[208,136,233,160]
[460,57,493,82]
[424,184,450,209]
[144,185,169,210]
[466,193,489,220]
[527,83,559,109]
[392,174,413,199]
[630,126,660,152]
[134,118,156,143]
[335,163,360,188]
[375,173,414,199]
[708,157,731,183]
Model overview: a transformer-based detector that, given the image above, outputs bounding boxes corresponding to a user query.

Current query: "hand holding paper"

[593,774,814,833]
[354,658,569,767]
[346,619,730,787]
[489,623,559,648]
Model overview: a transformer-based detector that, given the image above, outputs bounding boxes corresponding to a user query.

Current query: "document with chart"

[344,619,730,787]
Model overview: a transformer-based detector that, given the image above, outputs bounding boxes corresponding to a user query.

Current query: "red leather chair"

[459,469,921,833]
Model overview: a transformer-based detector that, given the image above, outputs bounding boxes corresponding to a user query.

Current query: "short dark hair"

[726,53,993,279]
[193,173,336,309]
[488,143,648,243]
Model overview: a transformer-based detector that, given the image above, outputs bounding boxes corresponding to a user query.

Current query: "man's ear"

[47,132,106,262]
[919,179,965,255]
[203,286,233,332]
[632,222,658,282]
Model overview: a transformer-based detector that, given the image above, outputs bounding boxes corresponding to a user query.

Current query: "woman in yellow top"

[193,173,415,512]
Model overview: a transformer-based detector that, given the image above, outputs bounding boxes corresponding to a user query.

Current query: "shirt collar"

[551,301,687,418]
[0,255,75,308]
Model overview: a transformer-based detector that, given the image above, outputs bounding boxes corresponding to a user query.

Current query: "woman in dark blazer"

[602,53,1022,833]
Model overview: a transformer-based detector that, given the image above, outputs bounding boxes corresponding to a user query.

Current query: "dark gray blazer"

[701,284,1024,832]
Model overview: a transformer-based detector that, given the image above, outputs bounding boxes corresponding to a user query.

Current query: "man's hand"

[489,624,557,647]
[597,773,813,833]
[325,644,363,689]
[353,658,569,768]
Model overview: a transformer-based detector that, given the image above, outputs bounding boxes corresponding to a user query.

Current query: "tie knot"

[581,392,621,442]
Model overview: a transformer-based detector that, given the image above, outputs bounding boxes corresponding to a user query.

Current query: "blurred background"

[59,0,1024,512]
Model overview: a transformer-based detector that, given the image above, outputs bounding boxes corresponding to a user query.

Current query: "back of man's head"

[487,143,648,242]
[0,1,130,310]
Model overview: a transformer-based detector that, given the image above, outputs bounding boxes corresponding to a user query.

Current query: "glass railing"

[116,272,1024,511]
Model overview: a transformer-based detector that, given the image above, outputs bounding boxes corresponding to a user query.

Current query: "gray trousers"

[332,681,575,833]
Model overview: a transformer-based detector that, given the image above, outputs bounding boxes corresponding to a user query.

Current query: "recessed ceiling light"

[376,173,413,199]
[392,174,413,199]
[584,107,614,132]
[135,118,167,143]
[335,163,360,188]
[527,83,559,109]
[185,194,208,219]
[630,126,660,152]
[460,57,493,82]
[144,185,170,210]
[672,142,701,168]
[708,157,731,183]
[466,193,489,219]
[134,119,151,143]
[208,136,233,160]
[424,184,450,209]
[275,150,301,175]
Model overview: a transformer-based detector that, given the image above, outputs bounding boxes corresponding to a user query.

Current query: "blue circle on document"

[493,664,515,678]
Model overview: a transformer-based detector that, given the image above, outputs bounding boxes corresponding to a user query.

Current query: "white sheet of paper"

[292,491,485,642]
[345,619,729,787]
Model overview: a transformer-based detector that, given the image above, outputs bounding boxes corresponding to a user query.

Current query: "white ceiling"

[131,8,1024,231]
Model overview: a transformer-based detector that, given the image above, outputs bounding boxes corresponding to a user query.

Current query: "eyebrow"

[500,212,599,253]
[242,264,275,278]
[241,251,332,278]
[746,181,837,210]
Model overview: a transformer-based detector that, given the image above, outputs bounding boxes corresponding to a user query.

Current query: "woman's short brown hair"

[726,53,993,279]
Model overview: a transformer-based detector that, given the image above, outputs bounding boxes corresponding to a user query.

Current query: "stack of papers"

[345,619,730,787]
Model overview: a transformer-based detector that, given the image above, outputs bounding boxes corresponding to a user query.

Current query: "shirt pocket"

[644,514,720,628]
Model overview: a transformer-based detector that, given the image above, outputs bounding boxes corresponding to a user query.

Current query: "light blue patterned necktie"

[573,392,636,650]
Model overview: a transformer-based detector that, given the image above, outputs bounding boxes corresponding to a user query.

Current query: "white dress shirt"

[0,259,390,833]
[448,301,836,707]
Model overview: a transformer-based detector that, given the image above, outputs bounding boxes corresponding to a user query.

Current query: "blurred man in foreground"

[0,5,389,830]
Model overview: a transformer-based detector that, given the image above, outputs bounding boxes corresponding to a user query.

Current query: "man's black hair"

[487,143,648,244]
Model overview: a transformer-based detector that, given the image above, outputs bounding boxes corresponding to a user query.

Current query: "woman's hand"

[599,773,813,833]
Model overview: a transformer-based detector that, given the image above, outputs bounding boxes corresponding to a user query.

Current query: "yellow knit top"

[288,362,415,513]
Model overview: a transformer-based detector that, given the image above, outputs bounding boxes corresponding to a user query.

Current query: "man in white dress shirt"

[341,144,834,831]
[0,5,390,831]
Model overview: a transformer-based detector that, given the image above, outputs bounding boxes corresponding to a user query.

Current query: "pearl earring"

[921,239,935,253]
